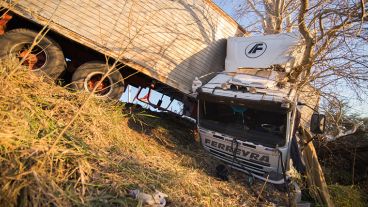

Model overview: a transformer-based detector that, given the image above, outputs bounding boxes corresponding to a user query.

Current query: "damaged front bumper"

[199,127,289,184]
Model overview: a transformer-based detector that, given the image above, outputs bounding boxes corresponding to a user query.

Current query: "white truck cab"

[193,33,321,184]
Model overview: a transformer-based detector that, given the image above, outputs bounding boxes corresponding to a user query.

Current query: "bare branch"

[247,0,268,30]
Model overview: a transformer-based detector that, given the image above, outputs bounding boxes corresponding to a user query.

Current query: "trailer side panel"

[1,0,244,94]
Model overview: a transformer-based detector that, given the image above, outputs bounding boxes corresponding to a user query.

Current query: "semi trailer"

[0,1,326,185]
[192,33,326,184]
[0,0,245,109]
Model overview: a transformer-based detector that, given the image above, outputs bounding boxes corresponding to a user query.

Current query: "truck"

[1,1,326,185]
[0,0,245,110]
[192,33,326,184]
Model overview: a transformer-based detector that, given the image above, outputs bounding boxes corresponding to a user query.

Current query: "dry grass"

[0,58,286,206]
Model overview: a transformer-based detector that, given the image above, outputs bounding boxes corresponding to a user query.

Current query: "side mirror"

[310,113,326,134]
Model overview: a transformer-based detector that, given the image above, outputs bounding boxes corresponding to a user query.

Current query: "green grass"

[0,57,287,206]
[328,184,367,207]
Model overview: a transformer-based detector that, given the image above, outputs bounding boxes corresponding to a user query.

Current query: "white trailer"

[0,0,245,106]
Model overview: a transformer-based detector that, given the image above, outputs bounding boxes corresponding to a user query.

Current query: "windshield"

[199,100,287,147]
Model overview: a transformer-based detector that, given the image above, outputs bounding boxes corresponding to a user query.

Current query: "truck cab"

[193,33,310,184]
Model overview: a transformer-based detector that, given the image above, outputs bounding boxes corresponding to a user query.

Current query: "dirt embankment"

[0,58,286,206]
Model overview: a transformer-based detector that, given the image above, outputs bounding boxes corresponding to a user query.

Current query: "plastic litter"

[128,189,168,207]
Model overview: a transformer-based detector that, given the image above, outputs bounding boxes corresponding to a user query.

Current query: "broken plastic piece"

[128,189,168,207]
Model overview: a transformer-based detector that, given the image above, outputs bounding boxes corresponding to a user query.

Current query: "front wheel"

[71,62,125,100]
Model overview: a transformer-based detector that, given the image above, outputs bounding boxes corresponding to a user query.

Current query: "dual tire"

[0,29,124,99]
[71,62,125,100]
[0,29,65,79]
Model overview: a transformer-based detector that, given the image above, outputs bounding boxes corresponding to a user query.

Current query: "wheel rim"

[83,72,113,97]
[12,42,48,70]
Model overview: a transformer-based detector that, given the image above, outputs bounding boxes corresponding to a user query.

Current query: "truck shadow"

[124,105,220,177]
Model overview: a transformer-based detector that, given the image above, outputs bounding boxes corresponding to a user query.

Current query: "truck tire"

[71,62,125,100]
[0,28,66,79]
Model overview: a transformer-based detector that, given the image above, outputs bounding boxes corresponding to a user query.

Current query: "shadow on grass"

[123,104,219,176]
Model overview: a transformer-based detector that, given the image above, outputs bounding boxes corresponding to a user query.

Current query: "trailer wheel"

[71,62,125,100]
[0,29,65,79]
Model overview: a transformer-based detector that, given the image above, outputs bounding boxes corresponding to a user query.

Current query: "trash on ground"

[128,189,168,207]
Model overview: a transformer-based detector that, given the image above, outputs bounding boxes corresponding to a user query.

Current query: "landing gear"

[134,84,175,112]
